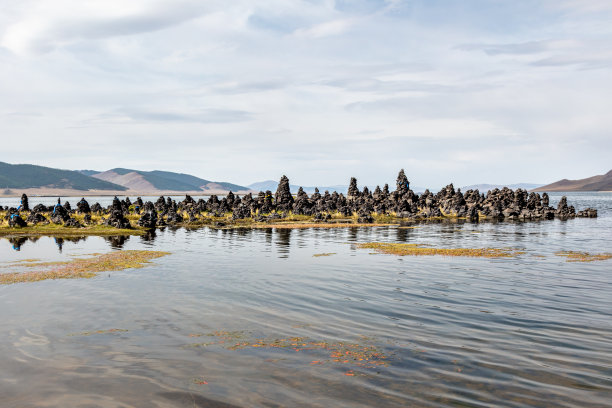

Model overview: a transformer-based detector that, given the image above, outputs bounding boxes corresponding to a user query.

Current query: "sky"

[1,0,611,189]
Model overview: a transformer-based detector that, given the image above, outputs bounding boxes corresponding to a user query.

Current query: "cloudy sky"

[1,0,611,189]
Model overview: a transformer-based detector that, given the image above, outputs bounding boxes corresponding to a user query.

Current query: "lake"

[1,193,611,407]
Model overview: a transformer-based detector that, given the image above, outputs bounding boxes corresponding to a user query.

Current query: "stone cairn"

[0,170,598,229]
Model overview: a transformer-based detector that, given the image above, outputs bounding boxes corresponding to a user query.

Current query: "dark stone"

[77,198,91,214]
[51,202,70,224]
[20,194,29,211]
[105,210,131,229]
[91,203,103,214]
[275,175,294,211]
[138,207,158,229]
[64,218,82,228]
[166,211,184,225]
[347,177,359,199]
[7,212,27,227]
[26,213,49,225]
[32,204,47,214]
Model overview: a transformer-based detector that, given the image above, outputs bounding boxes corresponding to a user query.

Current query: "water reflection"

[276,229,292,258]
[8,236,28,251]
[1,205,612,407]
[103,235,130,249]
[2,234,135,254]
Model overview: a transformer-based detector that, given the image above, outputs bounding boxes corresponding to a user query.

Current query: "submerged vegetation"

[185,330,390,374]
[555,251,612,262]
[356,242,524,258]
[69,328,129,337]
[0,250,170,285]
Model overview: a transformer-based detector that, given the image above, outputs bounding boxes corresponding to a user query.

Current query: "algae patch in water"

[0,250,170,285]
[555,251,612,262]
[185,331,390,374]
[69,328,129,337]
[356,243,523,258]
[313,253,336,257]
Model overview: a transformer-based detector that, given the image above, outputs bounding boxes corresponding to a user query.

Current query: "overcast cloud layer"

[1,0,611,189]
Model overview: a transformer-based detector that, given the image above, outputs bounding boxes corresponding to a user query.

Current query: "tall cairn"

[396,169,410,196]
[275,175,294,211]
[347,177,359,200]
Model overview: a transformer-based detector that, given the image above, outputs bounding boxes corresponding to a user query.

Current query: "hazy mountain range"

[0,161,126,191]
[460,183,544,192]
[90,168,248,193]
[1,161,610,196]
[533,170,612,192]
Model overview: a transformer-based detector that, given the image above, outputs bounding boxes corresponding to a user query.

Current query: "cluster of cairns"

[1,170,597,230]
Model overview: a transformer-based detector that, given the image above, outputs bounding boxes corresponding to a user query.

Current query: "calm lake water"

[1,193,611,408]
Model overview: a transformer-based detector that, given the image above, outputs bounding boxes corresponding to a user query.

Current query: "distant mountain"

[93,168,249,192]
[533,170,612,192]
[78,170,101,176]
[0,161,127,191]
[461,183,544,192]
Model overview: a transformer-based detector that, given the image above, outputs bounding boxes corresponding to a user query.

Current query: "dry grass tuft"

[0,250,170,285]
[255,223,398,229]
[356,243,523,258]
[555,251,612,262]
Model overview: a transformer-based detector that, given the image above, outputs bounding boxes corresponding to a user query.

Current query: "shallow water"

[1,193,611,408]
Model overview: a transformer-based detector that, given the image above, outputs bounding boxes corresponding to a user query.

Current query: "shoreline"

[0,188,254,198]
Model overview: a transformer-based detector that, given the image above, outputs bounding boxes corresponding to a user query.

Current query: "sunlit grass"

[356,243,524,258]
[555,251,612,262]
[0,250,170,285]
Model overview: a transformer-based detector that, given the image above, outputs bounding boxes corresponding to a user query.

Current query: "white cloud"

[0,0,611,187]
[294,18,355,38]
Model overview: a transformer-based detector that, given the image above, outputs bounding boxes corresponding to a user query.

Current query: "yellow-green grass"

[0,211,146,237]
[555,251,612,262]
[0,250,170,285]
[356,242,524,258]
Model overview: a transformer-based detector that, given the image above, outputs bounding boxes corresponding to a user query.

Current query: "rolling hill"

[0,162,126,191]
[461,183,544,191]
[533,170,612,192]
[93,168,249,192]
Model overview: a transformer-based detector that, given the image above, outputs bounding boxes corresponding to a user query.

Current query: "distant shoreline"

[0,188,254,198]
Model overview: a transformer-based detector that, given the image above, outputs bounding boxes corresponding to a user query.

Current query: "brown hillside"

[533,170,612,192]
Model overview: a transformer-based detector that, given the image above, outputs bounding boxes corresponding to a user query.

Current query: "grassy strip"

[0,250,170,285]
[356,243,524,258]
[555,251,612,262]
[253,223,399,229]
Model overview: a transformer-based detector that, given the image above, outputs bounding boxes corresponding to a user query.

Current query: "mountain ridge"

[93,168,249,192]
[0,162,126,191]
[533,170,612,192]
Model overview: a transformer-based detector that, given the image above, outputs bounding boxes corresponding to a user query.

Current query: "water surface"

[1,193,611,407]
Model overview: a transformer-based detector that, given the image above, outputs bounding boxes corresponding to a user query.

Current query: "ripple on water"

[0,193,611,407]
